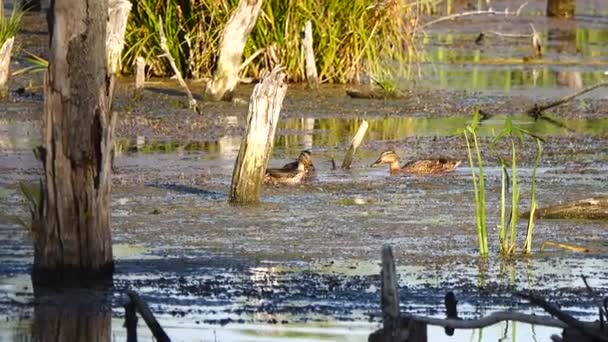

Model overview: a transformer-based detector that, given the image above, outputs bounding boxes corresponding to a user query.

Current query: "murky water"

[2,3,608,341]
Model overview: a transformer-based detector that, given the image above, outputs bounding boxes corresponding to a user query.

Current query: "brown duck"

[371,150,461,175]
[264,150,315,184]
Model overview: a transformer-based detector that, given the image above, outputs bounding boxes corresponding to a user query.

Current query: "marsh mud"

[2,2,608,341]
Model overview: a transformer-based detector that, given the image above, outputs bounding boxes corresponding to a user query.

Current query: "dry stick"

[126,290,171,342]
[239,47,266,72]
[341,120,368,169]
[517,292,608,342]
[158,19,200,114]
[581,275,607,332]
[400,310,567,329]
[301,20,318,87]
[540,241,590,253]
[526,81,608,118]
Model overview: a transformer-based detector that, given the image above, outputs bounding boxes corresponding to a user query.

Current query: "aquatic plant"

[463,112,544,257]
[12,51,48,76]
[0,5,24,46]
[123,0,417,82]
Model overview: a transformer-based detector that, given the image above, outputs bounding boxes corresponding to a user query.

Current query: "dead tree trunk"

[34,0,116,285]
[301,20,318,87]
[547,0,575,18]
[205,0,263,101]
[341,120,368,169]
[230,67,287,204]
[0,37,14,97]
[106,0,132,74]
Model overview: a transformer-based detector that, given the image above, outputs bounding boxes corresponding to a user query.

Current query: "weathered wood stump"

[205,0,263,101]
[106,0,132,74]
[341,120,368,169]
[301,20,318,88]
[0,37,14,97]
[135,56,146,91]
[229,67,287,204]
[547,0,575,18]
[34,0,116,285]
[522,196,608,220]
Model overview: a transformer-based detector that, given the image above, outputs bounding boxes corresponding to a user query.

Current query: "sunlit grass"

[0,6,24,47]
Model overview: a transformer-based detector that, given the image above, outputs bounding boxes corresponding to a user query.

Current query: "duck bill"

[370,159,382,167]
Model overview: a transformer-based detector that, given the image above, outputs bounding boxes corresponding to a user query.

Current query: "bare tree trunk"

[230,67,287,204]
[34,0,115,285]
[205,0,263,101]
[547,0,575,18]
[301,21,318,87]
[106,0,132,74]
[0,37,14,97]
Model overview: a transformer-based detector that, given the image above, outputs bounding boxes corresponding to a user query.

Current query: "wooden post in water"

[0,37,14,97]
[135,56,146,91]
[547,0,575,18]
[341,120,368,169]
[34,0,116,285]
[301,21,318,87]
[106,0,132,74]
[230,67,287,204]
[205,0,263,101]
[381,244,402,341]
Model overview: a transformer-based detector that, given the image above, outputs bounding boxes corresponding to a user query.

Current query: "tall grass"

[463,113,544,257]
[123,0,417,82]
[0,5,24,46]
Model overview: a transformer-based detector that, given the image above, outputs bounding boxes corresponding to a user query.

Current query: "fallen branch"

[540,241,591,253]
[421,8,522,29]
[400,310,567,329]
[526,81,608,119]
[518,292,608,342]
[158,19,200,114]
[126,290,171,342]
[522,196,608,220]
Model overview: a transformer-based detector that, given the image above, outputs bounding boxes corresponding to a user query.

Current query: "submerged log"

[346,88,409,100]
[547,0,575,18]
[35,0,116,285]
[229,67,287,204]
[106,0,132,74]
[522,196,608,220]
[0,36,14,96]
[301,20,318,87]
[341,120,368,169]
[205,0,263,101]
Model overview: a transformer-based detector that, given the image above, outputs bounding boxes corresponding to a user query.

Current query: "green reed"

[0,5,24,46]
[123,0,417,82]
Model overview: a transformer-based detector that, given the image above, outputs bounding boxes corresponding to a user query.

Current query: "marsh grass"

[0,5,24,46]
[464,112,544,257]
[123,0,417,82]
[12,50,48,76]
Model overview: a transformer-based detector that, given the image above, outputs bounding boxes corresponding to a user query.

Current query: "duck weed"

[463,110,544,257]
[123,0,417,82]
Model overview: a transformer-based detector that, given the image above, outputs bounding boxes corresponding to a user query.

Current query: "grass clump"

[463,110,544,257]
[0,6,24,46]
[123,0,417,83]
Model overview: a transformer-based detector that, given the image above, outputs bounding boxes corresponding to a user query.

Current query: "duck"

[371,150,461,175]
[264,150,315,184]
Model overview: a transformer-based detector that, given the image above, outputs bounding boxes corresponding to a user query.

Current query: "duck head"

[371,150,402,174]
[297,150,314,170]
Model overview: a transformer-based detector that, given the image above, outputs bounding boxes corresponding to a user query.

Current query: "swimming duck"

[371,150,461,175]
[264,150,315,184]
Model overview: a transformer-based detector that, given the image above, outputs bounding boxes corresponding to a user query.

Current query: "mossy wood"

[522,196,608,220]
[206,0,263,101]
[35,0,116,285]
[229,68,287,204]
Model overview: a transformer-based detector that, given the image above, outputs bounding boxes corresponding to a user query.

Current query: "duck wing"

[402,158,461,174]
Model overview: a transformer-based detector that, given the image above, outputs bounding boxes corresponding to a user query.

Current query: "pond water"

[1,4,608,341]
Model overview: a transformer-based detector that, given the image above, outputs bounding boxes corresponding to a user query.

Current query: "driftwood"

[0,36,14,95]
[158,20,200,114]
[341,120,368,169]
[126,291,171,342]
[205,0,263,101]
[526,82,608,119]
[521,196,608,220]
[301,21,318,87]
[369,245,608,342]
[229,67,287,204]
[106,0,132,74]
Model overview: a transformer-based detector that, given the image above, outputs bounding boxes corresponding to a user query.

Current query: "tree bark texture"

[205,0,263,101]
[547,0,575,18]
[0,37,14,95]
[35,0,115,285]
[230,67,287,204]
